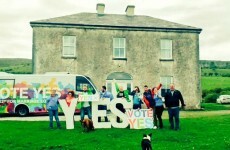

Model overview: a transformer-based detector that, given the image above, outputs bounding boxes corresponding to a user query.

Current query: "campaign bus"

[0,72,98,116]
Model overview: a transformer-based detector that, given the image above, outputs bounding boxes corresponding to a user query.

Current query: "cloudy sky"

[0,0,229,61]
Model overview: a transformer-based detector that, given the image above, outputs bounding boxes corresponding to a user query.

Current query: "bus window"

[76,76,96,94]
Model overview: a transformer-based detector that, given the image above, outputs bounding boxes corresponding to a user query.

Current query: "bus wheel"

[16,105,29,116]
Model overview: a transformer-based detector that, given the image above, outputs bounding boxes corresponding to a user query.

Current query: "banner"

[126,109,154,129]
[78,94,99,102]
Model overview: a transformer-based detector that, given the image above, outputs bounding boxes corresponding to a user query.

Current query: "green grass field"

[201,103,230,111]
[201,77,230,90]
[0,113,229,150]
[0,58,32,74]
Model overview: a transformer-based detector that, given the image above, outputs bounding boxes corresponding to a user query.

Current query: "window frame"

[160,76,173,97]
[113,38,126,59]
[160,39,172,60]
[62,36,76,58]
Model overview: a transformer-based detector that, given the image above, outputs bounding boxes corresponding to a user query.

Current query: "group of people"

[46,83,186,131]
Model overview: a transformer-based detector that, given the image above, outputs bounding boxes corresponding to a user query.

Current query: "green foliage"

[0,115,230,150]
[201,69,230,77]
[204,93,219,103]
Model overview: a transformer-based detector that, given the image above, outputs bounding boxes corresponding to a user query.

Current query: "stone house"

[30,4,202,109]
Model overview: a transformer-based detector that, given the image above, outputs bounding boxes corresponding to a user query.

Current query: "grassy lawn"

[0,114,230,150]
[201,77,230,90]
[201,103,230,111]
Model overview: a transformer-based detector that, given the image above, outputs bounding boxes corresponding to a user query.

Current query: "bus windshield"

[76,76,98,94]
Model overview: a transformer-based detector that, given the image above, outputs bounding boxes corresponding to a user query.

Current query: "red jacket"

[143,83,162,108]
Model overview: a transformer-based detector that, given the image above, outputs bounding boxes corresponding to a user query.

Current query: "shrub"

[202,90,208,98]
[204,93,219,103]
[214,88,222,93]
[220,91,230,95]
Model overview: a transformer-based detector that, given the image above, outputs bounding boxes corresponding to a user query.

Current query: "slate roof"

[30,13,201,33]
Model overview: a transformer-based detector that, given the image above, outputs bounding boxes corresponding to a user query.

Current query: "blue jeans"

[98,105,108,122]
[48,109,61,128]
[167,107,180,130]
[80,106,92,121]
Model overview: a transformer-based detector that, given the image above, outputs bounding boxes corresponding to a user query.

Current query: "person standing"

[130,86,142,109]
[116,86,127,123]
[66,90,76,122]
[143,85,155,109]
[98,86,114,122]
[143,85,157,129]
[165,84,186,130]
[66,90,75,107]
[79,86,92,121]
[46,90,61,129]
[153,87,164,129]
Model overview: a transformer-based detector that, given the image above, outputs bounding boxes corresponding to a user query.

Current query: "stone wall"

[32,26,201,109]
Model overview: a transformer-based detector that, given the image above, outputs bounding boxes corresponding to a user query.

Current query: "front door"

[106,72,133,98]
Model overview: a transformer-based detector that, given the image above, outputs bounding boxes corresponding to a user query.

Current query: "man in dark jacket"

[165,84,186,130]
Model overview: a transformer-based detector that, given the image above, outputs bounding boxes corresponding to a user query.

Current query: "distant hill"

[0,58,229,74]
[0,58,32,74]
[200,60,230,69]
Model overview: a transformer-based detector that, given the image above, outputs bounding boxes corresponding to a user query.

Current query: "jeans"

[133,104,141,109]
[48,109,61,128]
[154,106,164,128]
[80,106,92,121]
[98,105,108,122]
[167,107,180,130]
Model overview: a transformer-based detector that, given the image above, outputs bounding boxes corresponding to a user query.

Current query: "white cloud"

[0,0,229,60]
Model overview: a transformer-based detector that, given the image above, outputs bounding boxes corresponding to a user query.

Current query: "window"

[113,38,126,58]
[160,39,172,59]
[62,36,76,57]
[160,76,173,97]
[76,76,96,94]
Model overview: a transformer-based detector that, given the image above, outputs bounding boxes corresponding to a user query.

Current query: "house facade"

[30,4,202,109]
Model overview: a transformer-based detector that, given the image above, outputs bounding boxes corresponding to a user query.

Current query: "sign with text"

[78,94,99,102]
[126,109,154,129]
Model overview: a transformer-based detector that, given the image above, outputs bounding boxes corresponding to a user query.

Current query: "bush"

[220,91,230,95]
[204,93,219,103]
[214,88,222,93]
[202,90,208,98]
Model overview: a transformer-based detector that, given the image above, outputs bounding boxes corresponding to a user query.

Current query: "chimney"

[125,5,135,16]
[96,3,105,15]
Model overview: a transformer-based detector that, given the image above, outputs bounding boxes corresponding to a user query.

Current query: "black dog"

[141,133,152,150]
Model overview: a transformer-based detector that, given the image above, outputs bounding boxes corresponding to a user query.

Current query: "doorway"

[106,72,133,98]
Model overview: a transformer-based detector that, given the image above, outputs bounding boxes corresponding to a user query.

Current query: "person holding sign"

[98,86,114,122]
[46,90,61,129]
[165,84,186,130]
[79,86,92,121]
[153,87,164,129]
[130,86,142,109]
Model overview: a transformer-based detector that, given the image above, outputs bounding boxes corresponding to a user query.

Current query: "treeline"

[200,60,230,69]
[202,69,230,77]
